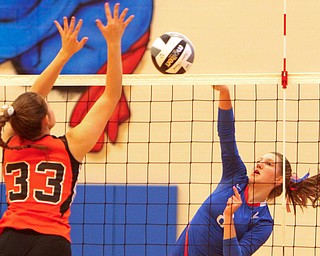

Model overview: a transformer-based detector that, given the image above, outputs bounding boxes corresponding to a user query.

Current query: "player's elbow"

[105,85,122,103]
[111,91,122,107]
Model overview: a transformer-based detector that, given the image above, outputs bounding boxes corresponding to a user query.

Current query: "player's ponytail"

[0,107,12,149]
[286,172,320,214]
[269,152,320,214]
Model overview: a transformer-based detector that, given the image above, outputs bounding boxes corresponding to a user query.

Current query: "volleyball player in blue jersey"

[170,85,320,256]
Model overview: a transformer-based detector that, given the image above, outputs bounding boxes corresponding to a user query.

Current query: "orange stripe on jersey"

[0,135,81,242]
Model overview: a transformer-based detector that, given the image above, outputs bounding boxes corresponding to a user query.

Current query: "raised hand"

[223,186,242,223]
[31,17,88,98]
[95,2,134,44]
[212,85,228,92]
[54,16,88,59]
[212,85,232,110]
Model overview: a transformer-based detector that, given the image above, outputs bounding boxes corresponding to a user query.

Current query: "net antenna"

[281,0,288,254]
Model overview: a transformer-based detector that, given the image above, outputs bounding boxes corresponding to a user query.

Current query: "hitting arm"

[213,85,232,110]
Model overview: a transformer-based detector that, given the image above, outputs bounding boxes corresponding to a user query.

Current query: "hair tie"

[7,106,14,116]
[288,171,310,192]
[287,172,310,212]
[1,105,15,117]
[290,172,310,183]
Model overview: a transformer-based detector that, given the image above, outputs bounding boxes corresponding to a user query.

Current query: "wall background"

[2,0,320,74]
[136,0,320,74]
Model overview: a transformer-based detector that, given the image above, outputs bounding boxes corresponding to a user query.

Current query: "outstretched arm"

[30,16,88,97]
[3,17,87,142]
[214,84,244,167]
[66,2,134,162]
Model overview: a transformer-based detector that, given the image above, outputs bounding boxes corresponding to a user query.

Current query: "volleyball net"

[0,74,320,256]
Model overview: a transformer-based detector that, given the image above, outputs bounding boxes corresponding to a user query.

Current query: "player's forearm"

[223,214,237,240]
[104,41,122,102]
[30,50,70,97]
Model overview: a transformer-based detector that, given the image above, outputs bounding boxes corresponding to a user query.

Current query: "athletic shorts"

[0,228,71,256]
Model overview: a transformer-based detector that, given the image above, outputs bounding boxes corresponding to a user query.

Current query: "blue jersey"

[170,108,274,256]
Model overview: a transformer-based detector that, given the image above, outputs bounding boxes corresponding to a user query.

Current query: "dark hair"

[0,92,48,150]
[269,152,320,214]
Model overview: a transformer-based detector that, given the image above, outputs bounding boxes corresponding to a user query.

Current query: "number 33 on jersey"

[0,135,80,242]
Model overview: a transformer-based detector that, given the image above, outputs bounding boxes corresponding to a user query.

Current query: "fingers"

[95,19,104,32]
[55,16,83,35]
[55,2,134,47]
[213,85,228,91]
[232,186,242,204]
[69,16,76,32]
[124,14,135,28]
[74,18,83,35]
[54,20,63,35]
[54,16,88,54]
[113,3,119,19]
[226,186,242,206]
[226,197,233,206]
[104,2,113,21]
[227,195,239,206]
[63,16,69,31]
[119,7,135,26]
[119,8,128,21]
[233,186,241,199]
[79,37,89,48]
[105,2,134,24]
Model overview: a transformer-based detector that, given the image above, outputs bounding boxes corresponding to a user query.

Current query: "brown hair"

[269,152,320,214]
[0,92,48,150]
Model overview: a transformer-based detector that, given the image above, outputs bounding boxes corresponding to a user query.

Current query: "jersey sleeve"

[223,218,273,256]
[217,108,247,182]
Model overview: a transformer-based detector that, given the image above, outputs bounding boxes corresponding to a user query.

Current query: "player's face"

[249,153,282,186]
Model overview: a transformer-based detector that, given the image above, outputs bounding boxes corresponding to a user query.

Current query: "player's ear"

[275,176,283,185]
[42,114,50,126]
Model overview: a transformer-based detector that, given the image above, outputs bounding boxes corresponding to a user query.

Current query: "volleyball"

[150,32,195,74]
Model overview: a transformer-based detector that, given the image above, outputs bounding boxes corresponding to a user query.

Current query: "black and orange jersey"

[0,135,81,242]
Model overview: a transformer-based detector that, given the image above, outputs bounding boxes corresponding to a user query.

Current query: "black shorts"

[0,228,71,256]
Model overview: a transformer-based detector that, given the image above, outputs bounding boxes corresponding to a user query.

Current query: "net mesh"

[0,74,320,255]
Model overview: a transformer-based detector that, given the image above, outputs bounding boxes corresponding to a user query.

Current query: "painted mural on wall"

[0,0,154,151]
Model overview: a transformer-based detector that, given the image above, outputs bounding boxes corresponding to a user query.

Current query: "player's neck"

[32,127,50,140]
[247,183,269,204]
